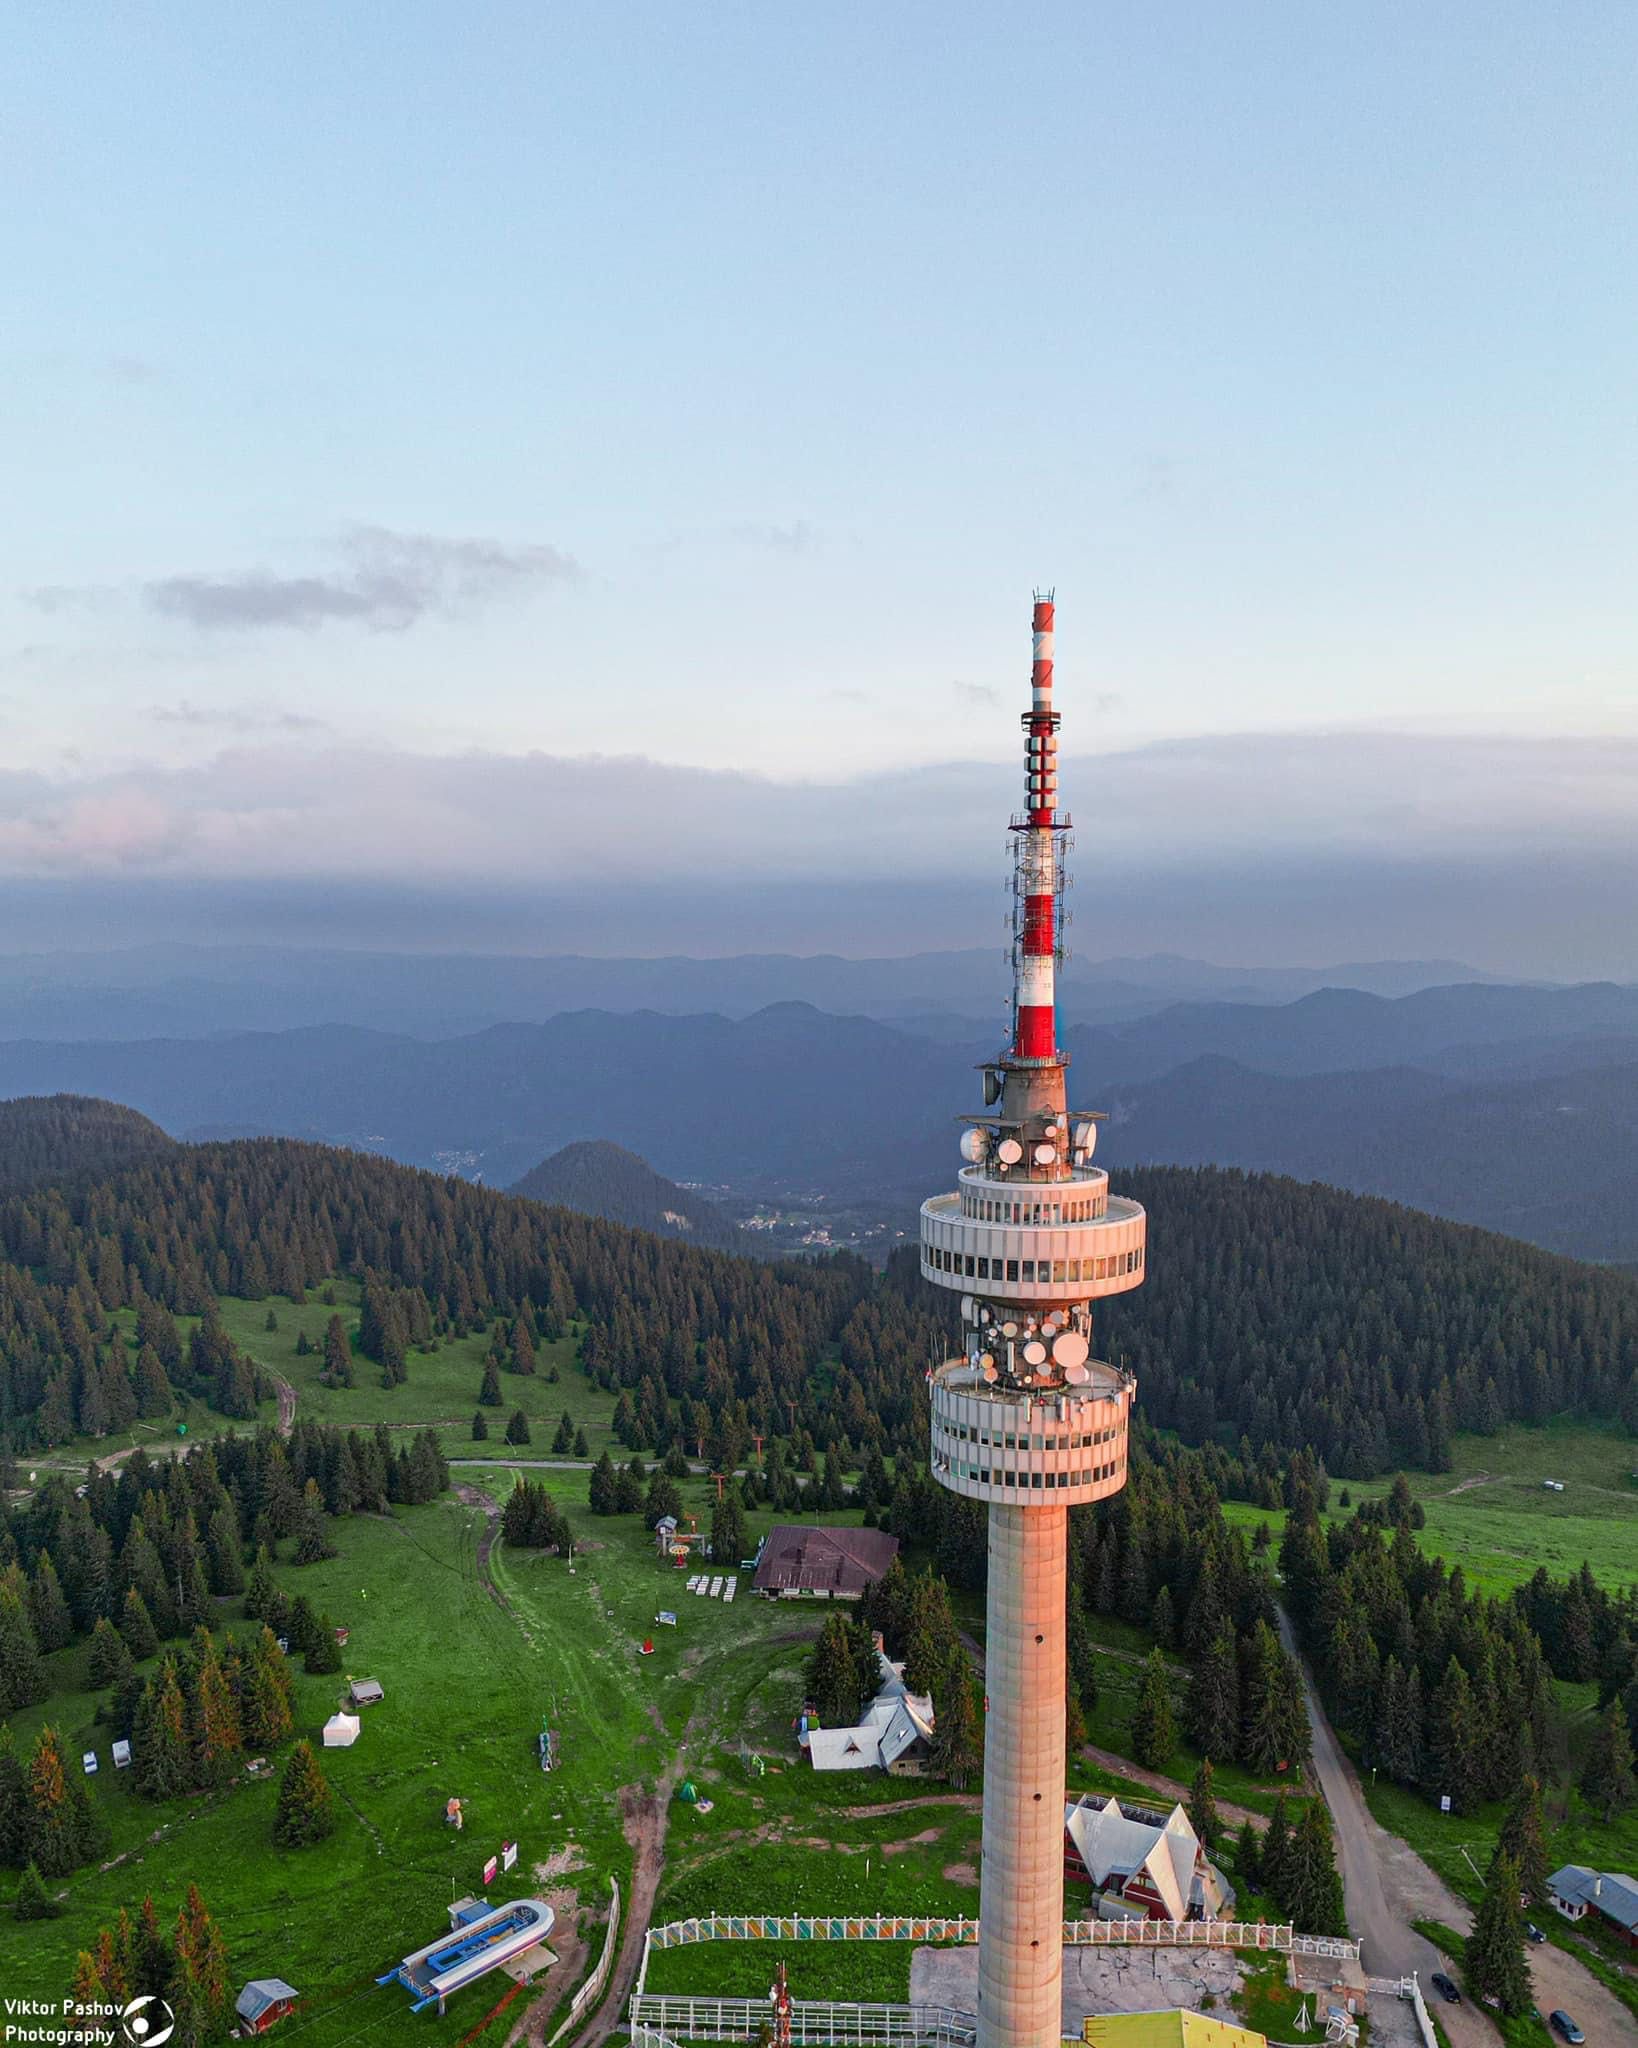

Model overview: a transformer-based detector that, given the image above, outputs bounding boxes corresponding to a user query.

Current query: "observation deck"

[919,1167,1147,1306]
[929,1357,1133,1507]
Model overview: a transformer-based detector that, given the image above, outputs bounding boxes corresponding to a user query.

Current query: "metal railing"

[628,1996,977,2044]
[547,1874,620,2044]
[639,1913,1358,1964]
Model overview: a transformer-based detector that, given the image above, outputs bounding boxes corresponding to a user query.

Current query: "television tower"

[921,594,1145,2048]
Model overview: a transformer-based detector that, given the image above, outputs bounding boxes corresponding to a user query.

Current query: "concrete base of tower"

[976,1501,1068,2048]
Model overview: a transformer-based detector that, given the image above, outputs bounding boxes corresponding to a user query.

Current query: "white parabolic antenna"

[1022,1339,1048,1366]
[960,1127,989,1163]
[1073,1121,1097,1157]
[1052,1330,1090,1369]
[997,1137,1024,1165]
[1032,1142,1056,1165]
[959,1295,975,1320]
[1062,1361,1091,1386]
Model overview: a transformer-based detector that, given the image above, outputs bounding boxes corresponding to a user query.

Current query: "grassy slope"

[1219,1421,1638,1597]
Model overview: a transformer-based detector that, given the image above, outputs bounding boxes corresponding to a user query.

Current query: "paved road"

[1275,1609,1499,2048]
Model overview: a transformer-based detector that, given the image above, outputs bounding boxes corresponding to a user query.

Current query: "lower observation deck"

[929,1358,1133,1508]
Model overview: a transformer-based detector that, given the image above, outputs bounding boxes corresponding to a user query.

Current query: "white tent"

[323,1712,361,1748]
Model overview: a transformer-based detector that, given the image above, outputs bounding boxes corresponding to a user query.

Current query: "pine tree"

[471,1409,489,1441]
[1581,1701,1637,1821]
[29,1552,74,1652]
[1465,1851,1532,2016]
[589,1450,617,1513]
[551,1411,575,1453]
[190,1633,242,1786]
[1151,1584,1177,1648]
[1188,1757,1221,1849]
[272,1739,335,1847]
[573,1427,589,1457]
[305,1613,343,1675]
[505,1408,532,1446]
[241,1627,295,1749]
[1130,1648,1177,1769]
[1428,1656,1480,1813]
[711,1492,748,1570]
[510,1319,536,1376]
[13,1859,60,1920]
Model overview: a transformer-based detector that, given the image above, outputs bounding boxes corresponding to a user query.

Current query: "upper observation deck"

[929,1356,1134,1507]
[919,1172,1147,1306]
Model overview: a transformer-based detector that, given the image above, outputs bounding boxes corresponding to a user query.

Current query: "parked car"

[1431,1973,1462,2004]
[1526,1922,1547,1944]
[1549,2012,1584,2044]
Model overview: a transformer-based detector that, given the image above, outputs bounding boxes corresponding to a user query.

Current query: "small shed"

[349,1678,384,1708]
[235,1978,299,2034]
[323,1712,361,1749]
[112,1740,132,1770]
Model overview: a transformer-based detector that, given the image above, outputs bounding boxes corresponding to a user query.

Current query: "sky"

[2,3,1635,973]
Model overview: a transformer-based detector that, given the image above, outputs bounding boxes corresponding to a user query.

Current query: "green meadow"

[1219,1421,1638,1597]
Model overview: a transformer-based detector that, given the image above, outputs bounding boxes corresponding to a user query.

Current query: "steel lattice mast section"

[920,594,1146,2048]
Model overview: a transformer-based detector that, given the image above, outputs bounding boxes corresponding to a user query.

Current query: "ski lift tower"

[920,594,1146,2048]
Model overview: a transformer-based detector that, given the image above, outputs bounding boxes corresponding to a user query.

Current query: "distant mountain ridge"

[511,1139,738,1248]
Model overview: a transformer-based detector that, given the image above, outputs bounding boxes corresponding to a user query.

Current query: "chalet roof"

[236,1980,299,2020]
[1550,1865,1638,1930]
[751,1524,899,1596]
[1063,1795,1200,1924]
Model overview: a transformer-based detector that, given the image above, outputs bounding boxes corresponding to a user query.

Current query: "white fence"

[639,1914,1359,1978]
[628,1996,977,2044]
[548,1874,620,2045]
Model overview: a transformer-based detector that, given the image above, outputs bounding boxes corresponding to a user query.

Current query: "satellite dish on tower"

[997,1138,1024,1165]
[960,1127,990,1164]
[1022,1340,1048,1367]
[1053,1330,1090,1370]
[1033,1142,1056,1165]
[1062,1361,1091,1386]
[983,1068,1003,1107]
[960,1296,976,1320]
[1073,1121,1097,1158]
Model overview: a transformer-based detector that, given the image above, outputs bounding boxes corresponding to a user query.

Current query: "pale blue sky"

[1,3,1635,966]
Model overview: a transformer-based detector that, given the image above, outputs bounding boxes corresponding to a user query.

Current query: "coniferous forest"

[0,1119,1635,1482]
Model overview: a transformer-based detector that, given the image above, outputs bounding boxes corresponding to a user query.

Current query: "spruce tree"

[1130,1648,1177,1770]
[711,1492,748,1571]
[292,1478,335,1565]
[589,1450,617,1513]
[1187,1627,1240,1763]
[133,1660,193,1802]
[1232,1815,1261,1892]
[29,1552,74,1652]
[1465,1851,1531,2016]
[241,1627,296,1750]
[1492,1775,1550,1909]
[305,1615,343,1676]
[573,1427,589,1457]
[1261,1791,1292,1905]
[551,1411,575,1453]
[1284,1800,1346,1934]
[0,1724,27,1866]
[1581,1701,1637,1821]
[807,1612,866,1725]
[321,1314,354,1389]
[472,1409,489,1441]
[14,1859,60,1920]
[0,1579,46,1713]
[505,1408,532,1446]
[24,1725,97,1878]
[171,1882,230,2043]
[931,1653,981,1789]
[272,1740,335,1847]
[1188,1757,1221,1849]
[87,1615,130,1688]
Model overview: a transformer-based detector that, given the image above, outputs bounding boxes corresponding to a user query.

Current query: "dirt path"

[562,1710,705,2048]
[270,1369,297,1437]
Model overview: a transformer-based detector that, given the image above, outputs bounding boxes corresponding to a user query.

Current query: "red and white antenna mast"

[1012,591,1065,1062]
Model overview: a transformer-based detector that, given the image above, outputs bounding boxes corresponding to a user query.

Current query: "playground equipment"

[538,1718,559,1772]
[379,1898,556,2014]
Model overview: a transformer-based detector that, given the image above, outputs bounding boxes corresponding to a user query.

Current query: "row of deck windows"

[961,1194,1106,1224]
[933,1456,1122,1489]
[926,1245,1144,1283]
[942,1422,1122,1452]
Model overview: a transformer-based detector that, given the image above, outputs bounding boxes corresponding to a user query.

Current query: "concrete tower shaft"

[921,595,1145,2048]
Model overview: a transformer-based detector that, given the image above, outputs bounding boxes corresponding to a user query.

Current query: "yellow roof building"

[1083,2012,1268,2048]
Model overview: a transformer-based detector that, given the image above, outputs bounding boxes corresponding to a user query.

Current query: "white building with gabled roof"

[1063,1794,1234,1923]
[805,1652,935,1774]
